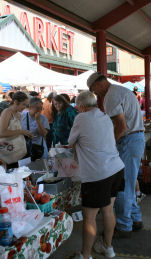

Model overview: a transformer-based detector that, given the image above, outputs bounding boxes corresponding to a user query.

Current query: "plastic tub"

[26,199,54,213]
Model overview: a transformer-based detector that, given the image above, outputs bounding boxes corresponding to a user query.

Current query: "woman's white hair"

[76,90,97,107]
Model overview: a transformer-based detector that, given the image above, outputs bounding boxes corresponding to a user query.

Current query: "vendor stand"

[0,158,81,259]
[0,210,73,259]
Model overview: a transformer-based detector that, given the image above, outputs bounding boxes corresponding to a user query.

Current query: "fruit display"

[24,184,54,205]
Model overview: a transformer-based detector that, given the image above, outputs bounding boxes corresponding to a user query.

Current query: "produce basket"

[142,160,151,183]
[26,199,54,213]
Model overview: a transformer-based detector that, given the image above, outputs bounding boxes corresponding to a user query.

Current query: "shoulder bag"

[26,113,44,161]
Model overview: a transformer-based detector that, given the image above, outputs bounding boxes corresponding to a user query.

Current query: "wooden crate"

[142,160,151,183]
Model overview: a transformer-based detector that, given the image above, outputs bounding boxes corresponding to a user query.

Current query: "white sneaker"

[71,252,93,259]
[93,236,115,258]
[136,193,146,204]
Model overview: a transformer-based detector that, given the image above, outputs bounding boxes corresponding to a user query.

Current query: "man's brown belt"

[127,130,144,135]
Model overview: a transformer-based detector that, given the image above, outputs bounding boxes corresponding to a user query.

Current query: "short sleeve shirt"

[52,105,77,146]
[68,108,124,183]
[21,111,50,145]
[103,84,144,135]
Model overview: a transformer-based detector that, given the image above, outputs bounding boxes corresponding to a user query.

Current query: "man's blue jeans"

[115,132,145,231]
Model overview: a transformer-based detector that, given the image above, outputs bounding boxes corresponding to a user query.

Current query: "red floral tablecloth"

[0,210,73,259]
[53,181,81,211]
[0,182,81,259]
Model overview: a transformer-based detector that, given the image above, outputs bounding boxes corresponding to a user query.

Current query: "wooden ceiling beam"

[106,32,144,58]
[126,0,151,26]
[93,0,151,31]
[143,45,151,55]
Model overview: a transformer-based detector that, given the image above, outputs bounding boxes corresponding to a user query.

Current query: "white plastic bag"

[55,150,80,179]
[0,166,44,238]
[49,146,67,158]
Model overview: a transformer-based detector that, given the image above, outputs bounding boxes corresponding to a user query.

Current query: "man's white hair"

[76,90,97,107]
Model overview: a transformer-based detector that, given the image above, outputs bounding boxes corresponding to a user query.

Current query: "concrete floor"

[49,195,151,259]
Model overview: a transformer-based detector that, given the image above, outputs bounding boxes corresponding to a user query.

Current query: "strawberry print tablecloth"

[0,182,81,259]
[0,210,73,259]
[53,181,81,211]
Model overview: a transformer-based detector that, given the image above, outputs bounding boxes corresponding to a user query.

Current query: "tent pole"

[96,30,107,111]
[96,30,107,75]
[144,55,150,118]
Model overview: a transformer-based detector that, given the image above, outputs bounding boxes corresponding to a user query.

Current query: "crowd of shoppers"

[0,76,145,259]
[0,90,77,167]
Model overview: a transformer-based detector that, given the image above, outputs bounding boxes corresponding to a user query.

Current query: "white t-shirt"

[104,84,144,135]
[68,108,124,183]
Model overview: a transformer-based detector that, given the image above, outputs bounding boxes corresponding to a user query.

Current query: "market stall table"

[0,210,73,259]
[0,181,81,259]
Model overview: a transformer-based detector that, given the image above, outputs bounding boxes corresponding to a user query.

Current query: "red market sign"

[0,4,75,55]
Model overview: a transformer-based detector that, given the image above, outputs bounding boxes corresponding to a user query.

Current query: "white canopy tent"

[0,52,125,94]
[75,70,123,90]
[108,78,123,86]
[75,70,94,90]
[0,52,76,87]
[139,79,146,87]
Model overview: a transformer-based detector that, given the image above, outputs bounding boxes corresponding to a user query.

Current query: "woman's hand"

[21,130,34,139]
[35,112,41,122]
[35,112,47,137]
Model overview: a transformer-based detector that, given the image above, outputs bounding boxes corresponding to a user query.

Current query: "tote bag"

[0,115,27,164]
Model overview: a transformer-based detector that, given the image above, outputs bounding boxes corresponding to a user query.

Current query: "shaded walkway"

[49,195,151,259]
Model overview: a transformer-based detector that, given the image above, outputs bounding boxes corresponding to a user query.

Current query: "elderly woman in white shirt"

[68,91,125,259]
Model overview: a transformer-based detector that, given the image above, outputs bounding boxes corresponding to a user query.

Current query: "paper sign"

[38,184,44,193]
